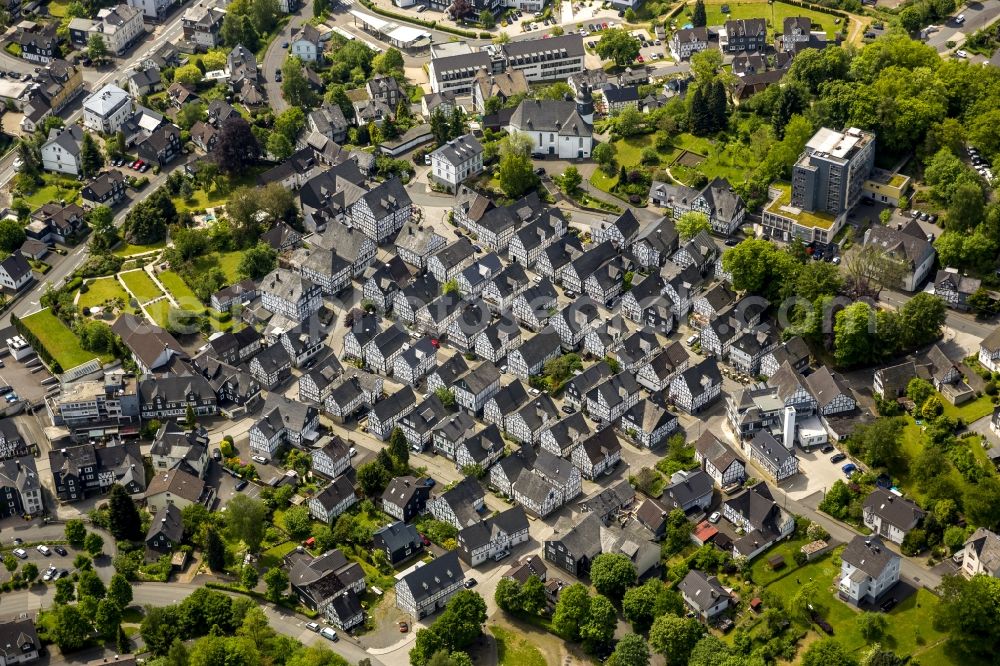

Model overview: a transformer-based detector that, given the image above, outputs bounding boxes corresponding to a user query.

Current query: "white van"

[685,334,700,347]
[320,627,339,642]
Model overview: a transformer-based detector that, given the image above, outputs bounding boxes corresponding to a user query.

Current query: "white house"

[430,134,484,191]
[862,488,924,545]
[0,254,32,291]
[838,536,900,606]
[308,475,358,524]
[678,569,731,619]
[291,24,323,63]
[40,125,83,175]
[506,99,592,160]
[82,84,132,134]
[395,550,464,619]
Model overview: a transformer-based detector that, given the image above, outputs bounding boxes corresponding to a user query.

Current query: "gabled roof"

[146,503,184,545]
[863,488,924,531]
[678,569,730,611]
[398,550,463,602]
[842,535,898,577]
[509,99,592,138]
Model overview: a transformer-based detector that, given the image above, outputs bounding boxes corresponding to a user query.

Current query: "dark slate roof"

[863,488,925,531]
[841,535,898,577]
[455,362,501,396]
[313,475,356,511]
[513,327,561,367]
[371,386,416,423]
[145,503,184,544]
[374,521,423,553]
[678,569,730,612]
[663,469,714,509]
[398,550,463,602]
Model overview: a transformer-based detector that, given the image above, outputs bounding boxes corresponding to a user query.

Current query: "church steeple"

[575,81,594,125]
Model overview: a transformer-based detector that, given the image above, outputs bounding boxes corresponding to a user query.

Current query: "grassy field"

[144,299,172,329]
[23,177,82,209]
[749,537,810,586]
[663,132,764,187]
[700,0,842,39]
[590,135,658,192]
[113,241,166,257]
[173,169,267,214]
[21,309,111,369]
[120,270,165,303]
[79,277,131,310]
[490,625,547,666]
[260,542,298,570]
[158,270,205,313]
[942,394,995,423]
[754,549,951,662]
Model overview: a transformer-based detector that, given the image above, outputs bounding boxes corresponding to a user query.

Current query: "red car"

[430,338,440,348]
[636,55,644,63]
[419,533,431,546]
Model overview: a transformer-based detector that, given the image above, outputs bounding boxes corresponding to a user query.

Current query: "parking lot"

[0,325,55,404]
[0,530,116,585]
[783,443,854,502]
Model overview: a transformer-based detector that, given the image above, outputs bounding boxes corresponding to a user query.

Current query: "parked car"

[399,621,409,633]
[821,444,835,454]
[561,405,575,414]
[235,479,249,491]
[12,548,27,559]
[423,478,436,488]
[53,546,68,556]
[831,453,847,464]
[419,533,431,546]
[464,578,478,588]
[43,566,57,581]
[306,622,320,632]
[320,627,338,642]
[842,462,857,476]
[708,511,721,524]
[36,545,51,556]
[251,455,267,464]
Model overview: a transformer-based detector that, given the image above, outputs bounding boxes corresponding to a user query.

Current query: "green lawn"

[669,132,763,186]
[158,271,205,314]
[749,537,810,586]
[490,625,547,666]
[942,394,995,423]
[589,135,657,193]
[757,549,951,662]
[700,0,843,39]
[216,252,243,283]
[113,241,166,257]
[21,308,111,370]
[835,589,949,660]
[47,0,71,17]
[173,168,267,214]
[260,542,298,570]
[120,270,164,303]
[79,277,131,310]
[144,299,172,329]
[23,177,81,209]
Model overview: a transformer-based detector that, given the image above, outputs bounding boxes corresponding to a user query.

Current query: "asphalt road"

[880,288,995,339]
[925,0,1000,51]
[263,7,313,113]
